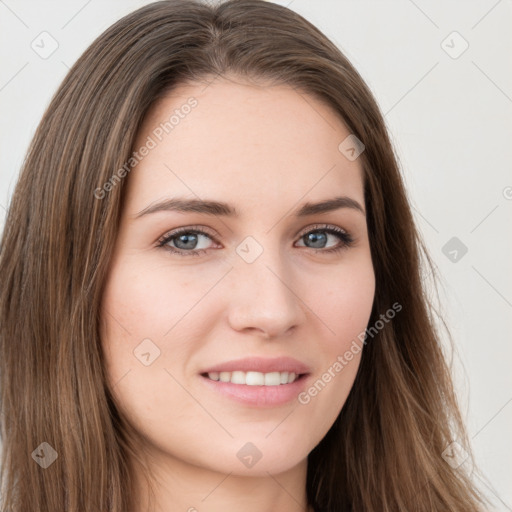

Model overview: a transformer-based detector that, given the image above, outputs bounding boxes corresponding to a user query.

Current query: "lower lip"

[200,374,310,407]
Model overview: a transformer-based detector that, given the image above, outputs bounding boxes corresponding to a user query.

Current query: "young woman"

[0,1,486,510]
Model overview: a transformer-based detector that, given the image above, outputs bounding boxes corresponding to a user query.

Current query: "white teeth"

[264,372,281,386]
[246,371,264,385]
[206,370,300,386]
[231,371,245,384]
[219,371,230,382]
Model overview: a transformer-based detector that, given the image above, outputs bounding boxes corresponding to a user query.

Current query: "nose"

[226,246,306,339]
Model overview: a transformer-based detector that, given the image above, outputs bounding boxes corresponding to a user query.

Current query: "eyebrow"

[134,195,365,218]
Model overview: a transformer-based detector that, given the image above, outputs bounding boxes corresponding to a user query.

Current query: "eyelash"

[157,223,355,257]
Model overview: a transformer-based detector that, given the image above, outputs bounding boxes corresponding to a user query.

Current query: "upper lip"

[201,357,311,375]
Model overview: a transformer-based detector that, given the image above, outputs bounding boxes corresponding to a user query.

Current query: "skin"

[100,75,375,512]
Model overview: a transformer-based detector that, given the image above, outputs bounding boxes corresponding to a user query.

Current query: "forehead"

[125,78,364,213]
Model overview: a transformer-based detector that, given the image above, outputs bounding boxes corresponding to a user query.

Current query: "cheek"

[100,258,224,338]
[307,259,375,350]
[99,257,233,389]
[295,259,374,415]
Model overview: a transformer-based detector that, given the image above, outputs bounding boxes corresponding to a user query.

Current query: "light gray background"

[0,0,511,509]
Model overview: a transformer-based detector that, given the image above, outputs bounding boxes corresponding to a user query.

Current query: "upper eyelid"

[296,223,348,236]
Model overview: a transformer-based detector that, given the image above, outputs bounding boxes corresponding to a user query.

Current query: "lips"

[199,357,311,405]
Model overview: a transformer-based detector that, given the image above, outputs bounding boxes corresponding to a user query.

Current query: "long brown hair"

[0,1,486,510]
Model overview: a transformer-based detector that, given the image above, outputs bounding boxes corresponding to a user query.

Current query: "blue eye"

[157,227,217,256]
[157,224,354,257]
[296,225,354,252]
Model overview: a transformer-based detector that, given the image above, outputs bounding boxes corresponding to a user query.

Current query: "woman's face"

[100,77,375,478]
